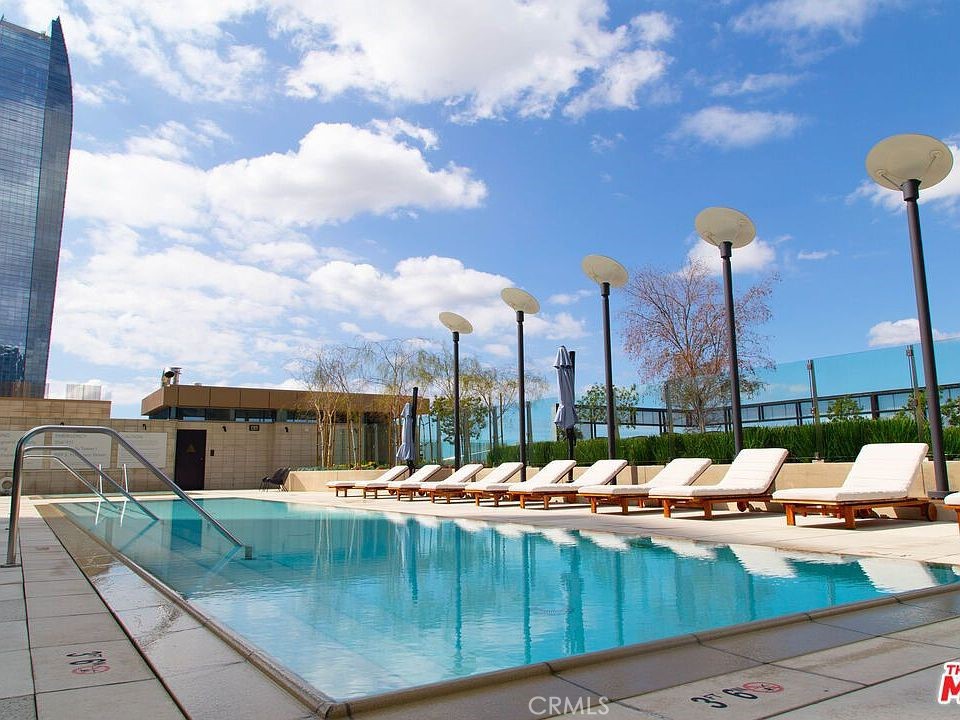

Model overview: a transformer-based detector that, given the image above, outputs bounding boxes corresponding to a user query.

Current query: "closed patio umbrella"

[396,402,415,469]
[554,346,577,472]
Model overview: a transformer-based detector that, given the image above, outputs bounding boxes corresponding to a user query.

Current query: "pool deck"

[3,489,960,718]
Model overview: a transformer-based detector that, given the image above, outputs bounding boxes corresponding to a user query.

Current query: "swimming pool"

[58,497,958,700]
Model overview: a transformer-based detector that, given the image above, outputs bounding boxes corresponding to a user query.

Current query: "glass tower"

[0,18,72,397]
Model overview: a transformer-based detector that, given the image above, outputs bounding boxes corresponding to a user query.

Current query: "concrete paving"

[2,489,960,718]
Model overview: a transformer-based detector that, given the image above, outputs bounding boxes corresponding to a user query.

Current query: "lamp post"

[695,207,756,455]
[439,311,473,469]
[866,133,953,498]
[582,255,629,459]
[502,288,540,482]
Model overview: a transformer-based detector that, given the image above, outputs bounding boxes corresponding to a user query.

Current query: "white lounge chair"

[385,464,443,500]
[578,458,712,514]
[511,459,628,510]
[327,465,408,497]
[465,460,576,506]
[773,443,935,529]
[420,463,484,503]
[435,462,523,503]
[941,491,960,533]
[650,448,789,520]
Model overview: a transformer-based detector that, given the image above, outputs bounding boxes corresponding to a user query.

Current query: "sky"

[6,0,960,419]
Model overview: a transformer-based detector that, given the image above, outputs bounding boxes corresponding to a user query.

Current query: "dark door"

[174,429,206,491]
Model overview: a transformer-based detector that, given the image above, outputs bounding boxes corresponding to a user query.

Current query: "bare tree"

[364,339,423,452]
[621,260,775,432]
[297,347,356,467]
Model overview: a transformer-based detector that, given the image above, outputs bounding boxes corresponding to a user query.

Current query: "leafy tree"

[621,260,776,432]
[943,396,960,427]
[577,383,641,439]
[827,395,864,422]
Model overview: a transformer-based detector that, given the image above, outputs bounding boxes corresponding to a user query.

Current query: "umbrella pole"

[410,387,419,472]
[567,350,576,481]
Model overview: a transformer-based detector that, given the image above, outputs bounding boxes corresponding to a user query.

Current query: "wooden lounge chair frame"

[583,495,660,514]
[660,495,770,519]
[781,498,937,529]
[943,501,960,533]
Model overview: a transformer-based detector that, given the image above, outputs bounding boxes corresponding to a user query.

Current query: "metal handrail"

[24,447,158,519]
[26,451,118,509]
[4,425,251,566]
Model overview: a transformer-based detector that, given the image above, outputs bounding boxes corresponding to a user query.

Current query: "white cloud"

[240,241,319,272]
[590,133,624,154]
[483,343,513,359]
[16,0,267,102]
[52,225,308,376]
[797,249,838,261]
[67,120,486,231]
[124,120,229,161]
[564,48,670,118]
[73,80,126,106]
[867,318,960,348]
[851,142,960,214]
[338,322,388,342]
[687,236,777,275]
[207,122,486,225]
[711,73,803,97]
[306,255,514,335]
[368,118,439,150]
[526,312,588,341]
[733,0,880,39]
[548,289,592,306]
[672,106,802,149]
[280,3,675,120]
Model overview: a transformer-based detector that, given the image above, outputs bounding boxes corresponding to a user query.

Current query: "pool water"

[58,498,958,700]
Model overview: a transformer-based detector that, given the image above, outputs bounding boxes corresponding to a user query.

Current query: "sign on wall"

[117,432,168,469]
[50,432,112,470]
[0,430,44,470]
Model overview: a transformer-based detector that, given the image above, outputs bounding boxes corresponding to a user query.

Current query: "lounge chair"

[465,460,576,506]
[385,464,443,500]
[650,447,789,520]
[451,462,524,504]
[419,463,484,503]
[511,459,628,509]
[772,443,935,529]
[327,465,408,498]
[578,458,712,514]
[942,491,960,533]
[259,467,290,491]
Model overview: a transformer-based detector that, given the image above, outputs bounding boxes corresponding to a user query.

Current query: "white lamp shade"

[866,134,953,191]
[582,254,628,287]
[501,287,540,314]
[439,311,473,334]
[695,207,756,249]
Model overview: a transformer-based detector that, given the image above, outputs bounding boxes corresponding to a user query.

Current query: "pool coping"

[35,494,960,718]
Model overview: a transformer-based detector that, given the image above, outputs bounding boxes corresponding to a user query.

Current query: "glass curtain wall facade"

[0,18,72,397]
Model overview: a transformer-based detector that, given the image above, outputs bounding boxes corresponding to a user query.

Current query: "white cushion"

[565,459,628,488]
[352,465,409,488]
[464,462,523,490]
[769,443,928,504]
[714,448,788,491]
[773,487,908,503]
[430,463,484,489]
[944,492,960,506]
[505,460,577,492]
[654,484,772,498]
[578,484,652,496]
[646,458,712,487]
[326,481,355,488]
[843,443,927,492]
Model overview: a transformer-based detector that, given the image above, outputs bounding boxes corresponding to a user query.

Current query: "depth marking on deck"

[67,650,111,674]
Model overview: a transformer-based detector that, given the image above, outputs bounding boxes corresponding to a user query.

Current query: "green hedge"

[487,418,960,465]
